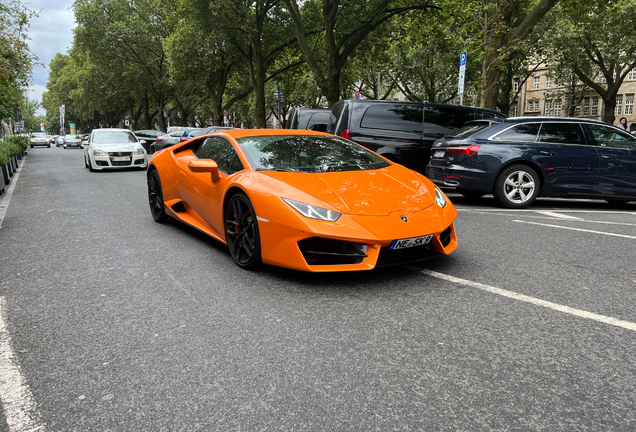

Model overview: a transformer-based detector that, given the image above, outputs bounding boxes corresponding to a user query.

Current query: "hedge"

[0,136,29,166]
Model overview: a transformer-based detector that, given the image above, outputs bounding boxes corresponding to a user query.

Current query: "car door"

[533,122,600,195]
[584,123,636,198]
[178,136,244,235]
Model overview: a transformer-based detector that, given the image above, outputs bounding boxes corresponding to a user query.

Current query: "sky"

[25,0,76,115]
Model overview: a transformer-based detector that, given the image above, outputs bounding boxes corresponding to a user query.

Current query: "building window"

[629,68,636,80]
[626,95,634,115]
[533,76,540,90]
[554,101,561,117]
[513,78,520,92]
[616,97,623,115]
[591,97,599,116]
[510,105,518,117]
[583,97,590,115]
[528,101,539,112]
[545,76,552,88]
[575,106,581,116]
[545,101,553,116]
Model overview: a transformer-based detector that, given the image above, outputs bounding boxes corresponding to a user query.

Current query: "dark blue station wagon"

[424,117,636,208]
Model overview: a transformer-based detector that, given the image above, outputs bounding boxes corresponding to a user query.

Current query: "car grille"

[440,225,453,247]
[298,237,368,265]
[111,160,132,166]
[376,242,438,267]
[108,152,132,156]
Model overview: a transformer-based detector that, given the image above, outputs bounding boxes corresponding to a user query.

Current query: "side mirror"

[187,159,220,182]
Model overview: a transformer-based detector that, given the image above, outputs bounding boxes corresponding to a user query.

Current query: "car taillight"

[180,137,188,142]
[341,129,350,140]
[156,137,163,142]
[445,145,480,156]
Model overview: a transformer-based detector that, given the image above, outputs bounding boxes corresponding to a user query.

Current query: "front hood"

[261,166,435,216]
[93,143,139,152]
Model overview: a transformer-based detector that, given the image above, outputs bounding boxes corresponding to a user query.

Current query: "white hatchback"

[84,129,148,171]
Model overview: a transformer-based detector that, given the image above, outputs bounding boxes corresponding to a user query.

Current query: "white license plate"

[112,157,130,162]
[433,150,445,158]
[389,234,433,250]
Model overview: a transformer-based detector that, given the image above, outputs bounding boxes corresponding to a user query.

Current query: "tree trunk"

[602,96,616,124]
[143,95,151,129]
[213,96,223,126]
[482,32,505,110]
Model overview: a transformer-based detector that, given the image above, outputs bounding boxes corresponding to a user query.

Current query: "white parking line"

[512,220,636,239]
[535,211,583,220]
[0,297,44,432]
[422,271,636,332]
[457,208,636,215]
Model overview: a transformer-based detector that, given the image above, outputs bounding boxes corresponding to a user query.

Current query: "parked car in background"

[134,130,163,153]
[153,128,202,152]
[30,132,51,148]
[84,128,148,171]
[288,107,330,132]
[425,117,636,208]
[63,134,83,149]
[56,135,65,147]
[327,100,506,173]
[189,126,236,138]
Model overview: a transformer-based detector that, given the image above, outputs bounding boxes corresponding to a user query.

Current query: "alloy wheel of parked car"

[224,193,262,269]
[494,165,540,209]
[147,170,168,223]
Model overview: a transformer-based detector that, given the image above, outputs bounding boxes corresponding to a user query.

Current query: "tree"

[283,0,438,107]
[542,0,636,124]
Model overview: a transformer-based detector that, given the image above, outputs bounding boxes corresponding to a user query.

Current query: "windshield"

[237,135,391,173]
[33,133,46,138]
[92,131,138,144]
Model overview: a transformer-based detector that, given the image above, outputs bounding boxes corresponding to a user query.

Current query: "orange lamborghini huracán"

[147,129,457,272]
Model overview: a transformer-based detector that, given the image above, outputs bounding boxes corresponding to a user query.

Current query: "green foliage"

[0,135,28,165]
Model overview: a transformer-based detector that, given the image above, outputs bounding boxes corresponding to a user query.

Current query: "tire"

[493,164,540,209]
[30,145,33,148]
[456,189,486,200]
[224,192,262,269]
[84,154,89,169]
[88,156,96,172]
[147,170,168,223]
[47,144,50,148]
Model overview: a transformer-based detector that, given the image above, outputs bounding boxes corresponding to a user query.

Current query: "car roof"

[215,129,332,139]
[503,116,609,125]
[93,128,132,132]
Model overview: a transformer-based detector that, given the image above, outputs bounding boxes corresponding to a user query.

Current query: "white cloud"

[25,0,76,113]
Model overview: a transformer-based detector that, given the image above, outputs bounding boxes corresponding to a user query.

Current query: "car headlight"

[282,198,341,222]
[30,139,35,142]
[134,148,145,155]
[93,149,108,156]
[435,186,447,208]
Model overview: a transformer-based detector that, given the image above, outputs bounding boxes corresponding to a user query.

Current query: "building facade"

[514,63,636,131]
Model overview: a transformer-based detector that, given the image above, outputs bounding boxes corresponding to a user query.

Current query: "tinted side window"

[538,123,586,145]
[307,112,329,130]
[425,105,475,129]
[327,103,344,134]
[360,104,423,132]
[586,124,636,150]
[492,123,540,142]
[197,137,242,174]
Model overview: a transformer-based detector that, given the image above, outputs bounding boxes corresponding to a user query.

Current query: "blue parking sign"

[460,51,467,66]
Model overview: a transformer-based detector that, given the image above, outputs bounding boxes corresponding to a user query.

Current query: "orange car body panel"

[149,129,458,272]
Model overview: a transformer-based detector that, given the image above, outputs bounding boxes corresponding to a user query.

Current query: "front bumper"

[91,153,148,169]
[258,200,458,272]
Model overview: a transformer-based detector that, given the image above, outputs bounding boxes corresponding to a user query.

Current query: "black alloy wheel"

[225,192,262,269]
[493,164,540,209]
[147,170,168,223]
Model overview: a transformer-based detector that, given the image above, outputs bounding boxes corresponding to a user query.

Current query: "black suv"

[327,100,505,173]
[425,117,636,208]
[288,107,330,132]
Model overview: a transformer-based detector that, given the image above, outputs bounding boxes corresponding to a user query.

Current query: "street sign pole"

[458,51,467,106]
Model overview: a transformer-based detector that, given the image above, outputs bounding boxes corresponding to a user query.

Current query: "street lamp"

[273,83,285,129]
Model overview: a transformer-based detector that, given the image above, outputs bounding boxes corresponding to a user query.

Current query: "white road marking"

[422,271,636,332]
[0,160,25,228]
[457,208,636,215]
[0,297,45,431]
[512,220,636,239]
[505,214,636,227]
[535,211,583,220]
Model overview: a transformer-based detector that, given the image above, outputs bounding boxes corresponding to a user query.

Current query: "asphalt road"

[1,146,636,431]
